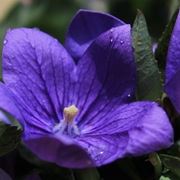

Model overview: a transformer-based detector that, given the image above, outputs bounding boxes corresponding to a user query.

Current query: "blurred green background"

[0,0,179,43]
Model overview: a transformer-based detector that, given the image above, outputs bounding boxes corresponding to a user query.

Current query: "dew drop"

[110,38,113,43]
[94,151,104,162]
[120,40,124,44]
[127,94,131,98]
[110,28,114,33]
[100,151,104,155]
[3,39,8,45]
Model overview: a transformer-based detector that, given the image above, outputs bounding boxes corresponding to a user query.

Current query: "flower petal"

[165,70,180,113]
[2,28,75,128]
[65,9,124,61]
[24,134,94,168]
[77,132,129,166]
[166,10,180,82]
[125,102,173,156]
[77,102,173,166]
[74,25,135,126]
[0,82,23,123]
[165,10,180,112]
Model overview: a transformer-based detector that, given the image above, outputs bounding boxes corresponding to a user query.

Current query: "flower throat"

[53,105,80,136]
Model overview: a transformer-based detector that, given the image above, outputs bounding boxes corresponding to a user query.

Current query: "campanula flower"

[0,10,173,168]
[165,10,180,113]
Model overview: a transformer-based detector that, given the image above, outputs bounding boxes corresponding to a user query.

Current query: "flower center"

[63,105,79,123]
[53,105,80,136]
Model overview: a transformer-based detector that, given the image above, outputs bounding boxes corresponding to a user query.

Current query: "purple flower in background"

[165,10,180,113]
[0,10,173,168]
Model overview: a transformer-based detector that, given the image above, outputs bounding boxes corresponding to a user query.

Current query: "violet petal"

[166,10,180,82]
[65,9,124,61]
[77,132,128,166]
[165,10,180,112]
[125,102,173,156]
[165,70,180,113]
[2,28,75,127]
[77,102,173,166]
[0,82,23,123]
[74,25,135,126]
[24,134,94,168]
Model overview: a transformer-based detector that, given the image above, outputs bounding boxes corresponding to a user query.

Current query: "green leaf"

[132,10,162,101]
[159,175,171,180]
[74,168,101,180]
[160,154,180,178]
[160,172,180,180]
[0,122,21,156]
[149,153,162,179]
[155,9,179,71]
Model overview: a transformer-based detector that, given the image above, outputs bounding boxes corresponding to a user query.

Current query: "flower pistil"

[53,105,80,136]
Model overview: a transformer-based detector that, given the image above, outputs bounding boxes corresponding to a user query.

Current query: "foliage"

[132,10,162,101]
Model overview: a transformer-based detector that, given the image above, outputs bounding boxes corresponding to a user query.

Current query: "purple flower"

[0,10,173,168]
[165,10,180,113]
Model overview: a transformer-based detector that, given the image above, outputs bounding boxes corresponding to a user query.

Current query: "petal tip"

[126,102,174,156]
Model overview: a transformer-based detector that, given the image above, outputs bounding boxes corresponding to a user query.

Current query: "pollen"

[63,105,79,123]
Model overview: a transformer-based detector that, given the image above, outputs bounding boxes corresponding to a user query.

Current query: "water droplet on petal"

[127,94,131,98]
[100,151,104,155]
[3,39,8,45]
[94,151,104,162]
[110,38,113,43]
[120,40,124,44]
[110,28,114,33]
